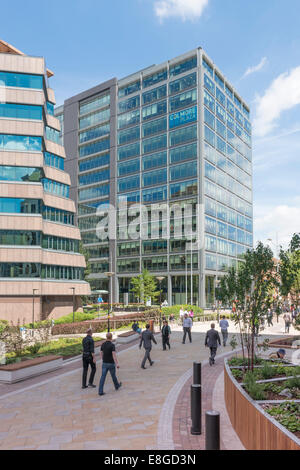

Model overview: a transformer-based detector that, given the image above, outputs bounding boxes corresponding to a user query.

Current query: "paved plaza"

[0,318,298,450]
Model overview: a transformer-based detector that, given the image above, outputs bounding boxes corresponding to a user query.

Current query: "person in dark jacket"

[82,328,96,389]
[205,323,221,366]
[139,324,157,369]
[161,320,171,350]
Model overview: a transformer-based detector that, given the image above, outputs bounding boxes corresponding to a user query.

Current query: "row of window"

[42,178,69,198]
[79,153,110,173]
[0,166,43,183]
[79,137,110,158]
[45,126,61,145]
[78,167,110,186]
[79,108,110,130]
[206,253,245,272]
[118,56,197,99]
[0,134,42,152]
[0,102,43,121]
[116,253,198,273]
[205,216,252,245]
[0,263,84,280]
[79,93,110,116]
[44,152,64,170]
[78,199,109,216]
[205,142,251,176]
[0,230,79,252]
[79,123,110,144]
[78,183,110,202]
[0,71,43,90]
[205,197,252,230]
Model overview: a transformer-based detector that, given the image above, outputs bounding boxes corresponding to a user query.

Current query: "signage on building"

[169,105,197,129]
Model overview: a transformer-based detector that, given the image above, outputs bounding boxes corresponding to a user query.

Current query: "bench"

[115,331,140,344]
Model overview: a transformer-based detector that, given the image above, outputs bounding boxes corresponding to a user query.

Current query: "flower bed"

[0,355,63,384]
[224,357,300,449]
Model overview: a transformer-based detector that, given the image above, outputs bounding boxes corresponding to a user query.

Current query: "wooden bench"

[0,355,63,384]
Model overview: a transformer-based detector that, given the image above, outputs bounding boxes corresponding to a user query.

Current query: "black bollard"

[205,410,220,450]
[193,361,201,385]
[190,384,201,435]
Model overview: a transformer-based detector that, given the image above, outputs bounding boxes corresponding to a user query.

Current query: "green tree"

[79,241,92,305]
[279,233,300,308]
[130,270,160,305]
[219,242,277,370]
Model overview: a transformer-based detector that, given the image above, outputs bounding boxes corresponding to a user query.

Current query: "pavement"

[0,317,298,450]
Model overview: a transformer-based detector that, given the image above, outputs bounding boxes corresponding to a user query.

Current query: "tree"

[219,242,277,370]
[130,270,160,305]
[79,241,92,305]
[279,233,300,307]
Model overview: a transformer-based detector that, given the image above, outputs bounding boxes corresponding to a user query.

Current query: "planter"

[115,331,140,344]
[268,335,300,349]
[0,355,63,384]
[224,360,300,450]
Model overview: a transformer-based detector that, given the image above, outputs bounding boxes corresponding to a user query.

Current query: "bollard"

[190,384,201,435]
[193,361,201,385]
[205,410,220,450]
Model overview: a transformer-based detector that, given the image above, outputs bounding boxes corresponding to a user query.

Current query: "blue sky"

[2,0,300,251]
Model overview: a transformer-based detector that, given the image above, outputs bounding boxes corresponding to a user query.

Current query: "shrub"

[286,375,300,389]
[261,363,275,380]
[161,305,204,316]
[243,372,266,400]
[26,342,42,355]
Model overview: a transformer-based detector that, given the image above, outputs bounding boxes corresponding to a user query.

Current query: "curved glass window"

[79,137,110,157]
[118,127,140,145]
[0,103,42,120]
[0,166,43,182]
[169,73,197,95]
[79,153,109,172]
[44,152,64,170]
[0,72,43,89]
[170,142,197,164]
[143,69,167,88]
[142,101,167,121]
[142,151,167,171]
[169,56,197,77]
[79,184,109,201]
[170,161,197,181]
[118,95,140,113]
[0,230,41,246]
[80,94,110,116]
[142,117,167,137]
[79,123,110,144]
[118,142,140,161]
[79,108,110,130]
[143,168,167,187]
[142,85,167,105]
[79,168,110,186]
[169,89,197,112]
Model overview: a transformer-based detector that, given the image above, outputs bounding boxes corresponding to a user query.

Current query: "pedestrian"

[189,309,194,321]
[219,315,229,347]
[98,332,122,396]
[283,312,292,333]
[205,323,221,366]
[82,328,96,389]
[267,308,273,327]
[139,323,157,369]
[179,306,184,324]
[132,321,142,334]
[182,313,193,344]
[161,320,171,350]
[291,306,297,325]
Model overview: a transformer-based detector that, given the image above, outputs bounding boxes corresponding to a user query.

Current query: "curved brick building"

[0,40,90,323]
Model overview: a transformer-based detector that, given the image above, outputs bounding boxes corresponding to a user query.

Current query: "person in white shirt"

[179,307,184,324]
[219,316,229,347]
[182,314,193,344]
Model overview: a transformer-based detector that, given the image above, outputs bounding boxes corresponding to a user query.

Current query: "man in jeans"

[82,328,96,389]
[98,332,122,396]
[182,313,193,344]
[219,315,229,347]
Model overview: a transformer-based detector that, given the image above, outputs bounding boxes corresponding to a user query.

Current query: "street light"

[156,276,165,331]
[32,289,38,337]
[104,272,114,333]
[70,287,75,323]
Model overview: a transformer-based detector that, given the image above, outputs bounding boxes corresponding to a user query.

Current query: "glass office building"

[0,40,90,323]
[57,48,253,307]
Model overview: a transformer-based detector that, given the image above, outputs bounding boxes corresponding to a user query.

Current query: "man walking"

[82,328,96,389]
[182,313,193,344]
[140,324,157,369]
[219,315,229,347]
[161,320,171,350]
[205,323,221,366]
[283,312,292,333]
[98,332,122,396]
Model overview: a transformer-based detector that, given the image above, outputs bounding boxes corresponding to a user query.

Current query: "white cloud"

[242,57,267,79]
[254,203,300,251]
[154,0,209,22]
[253,66,300,137]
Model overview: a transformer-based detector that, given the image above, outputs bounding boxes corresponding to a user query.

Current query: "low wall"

[224,361,300,450]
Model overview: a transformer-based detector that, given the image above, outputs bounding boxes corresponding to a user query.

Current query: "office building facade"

[57,47,253,307]
[0,40,90,323]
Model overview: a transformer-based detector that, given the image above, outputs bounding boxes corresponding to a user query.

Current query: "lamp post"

[156,276,165,331]
[104,272,114,333]
[215,279,220,324]
[70,287,75,323]
[32,289,38,337]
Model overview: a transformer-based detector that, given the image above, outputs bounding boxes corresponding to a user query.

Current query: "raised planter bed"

[115,331,140,344]
[0,355,63,384]
[268,335,300,349]
[224,359,300,450]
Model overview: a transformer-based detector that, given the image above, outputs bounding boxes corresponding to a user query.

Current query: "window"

[0,103,42,120]
[205,216,216,235]
[79,168,110,186]
[215,72,224,90]
[169,89,197,112]
[142,101,167,121]
[0,230,41,247]
[225,85,233,100]
[142,134,167,154]
[118,175,140,192]
[142,85,167,104]
[170,179,197,199]
[117,109,140,129]
[170,142,197,164]
[228,225,236,241]
[169,56,197,77]
[205,198,216,217]
[79,184,109,201]
[79,137,110,157]
[169,106,197,129]
[204,108,215,130]
[217,221,227,238]
[0,166,43,183]
[143,69,167,88]
[216,119,226,139]
[80,93,110,115]
[202,58,213,78]
[216,88,226,108]
[45,126,61,144]
[204,125,215,147]
[170,254,198,270]
[118,242,140,257]
[44,152,64,170]
[170,161,197,181]
[79,108,110,130]
[142,240,167,255]
[79,153,109,172]
[143,151,167,170]
[118,159,140,177]
[0,134,41,152]
[118,81,140,98]
[169,125,197,147]
[234,94,242,110]
[143,168,167,187]
[118,95,140,113]
[204,74,215,95]
[43,206,75,225]
[42,178,69,198]
[217,238,228,255]
[0,263,41,278]
[227,99,234,116]
[118,127,139,145]
[118,142,140,161]
[79,124,110,144]
[235,109,244,125]
[205,162,215,182]
[204,90,215,113]
[205,235,217,252]
[117,259,140,273]
[142,186,167,203]
[216,136,226,155]
[0,71,43,89]
[169,72,197,95]
[205,180,215,198]
[46,102,54,116]
[206,254,217,270]
[142,117,167,137]
[204,142,216,164]
[216,103,226,122]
